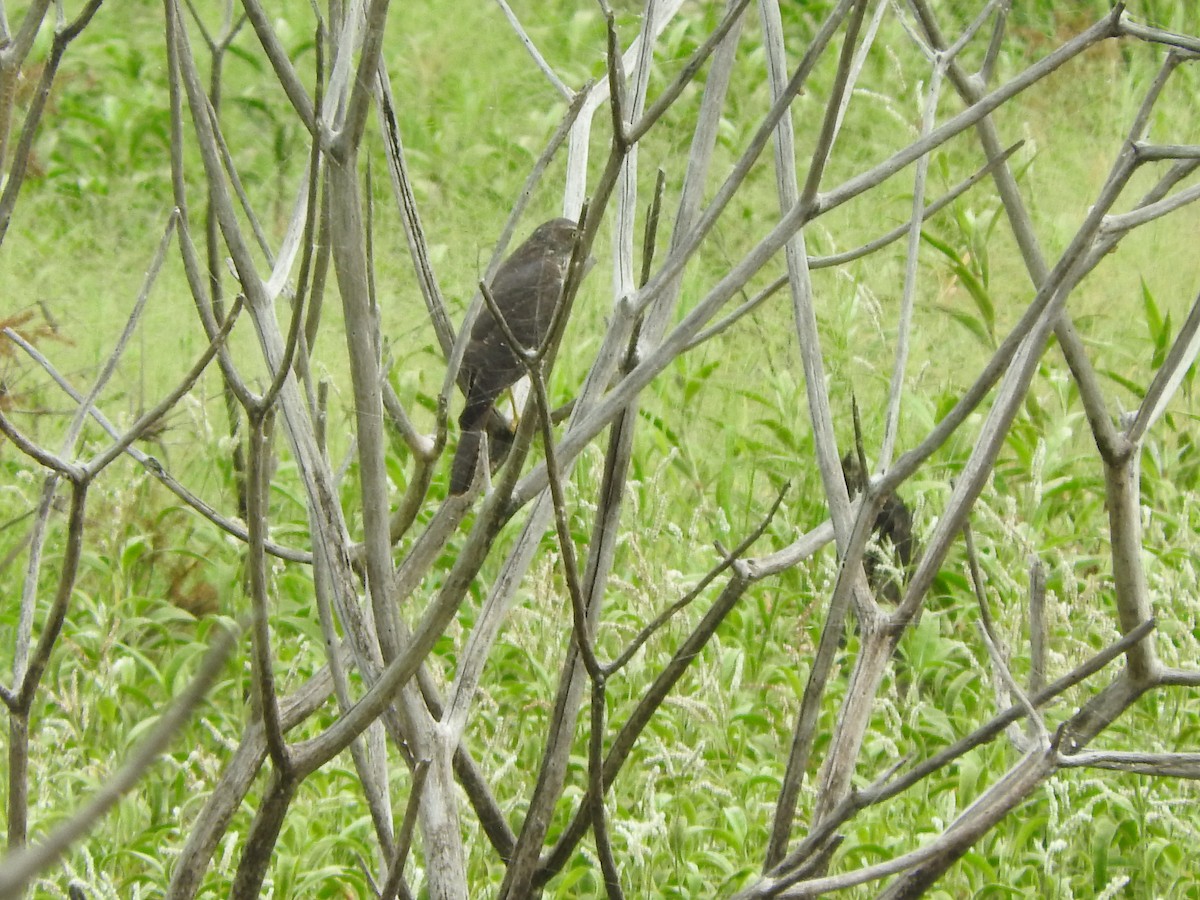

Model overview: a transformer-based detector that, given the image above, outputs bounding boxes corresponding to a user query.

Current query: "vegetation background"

[2,0,1200,897]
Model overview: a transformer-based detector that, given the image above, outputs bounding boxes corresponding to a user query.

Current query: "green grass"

[3,0,1200,897]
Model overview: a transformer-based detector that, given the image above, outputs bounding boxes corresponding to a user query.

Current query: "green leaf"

[1152,310,1172,370]
[936,304,993,349]
[1142,277,1164,340]
[957,265,996,342]
[1100,368,1147,397]
[920,229,959,262]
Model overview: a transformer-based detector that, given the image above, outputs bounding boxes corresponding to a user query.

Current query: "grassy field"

[3,0,1200,897]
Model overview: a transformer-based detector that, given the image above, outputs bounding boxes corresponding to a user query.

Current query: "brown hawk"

[449,217,579,495]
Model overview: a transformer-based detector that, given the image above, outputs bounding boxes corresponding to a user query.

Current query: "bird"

[841,452,915,602]
[449,217,580,495]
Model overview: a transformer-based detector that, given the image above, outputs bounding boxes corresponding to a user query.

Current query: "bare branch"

[245,410,291,771]
[0,622,239,898]
[590,682,624,900]
[879,52,942,470]
[379,759,429,900]
[84,297,245,478]
[165,662,337,899]
[607,481,789,675]
[3,0,51,70]
[375,62,454,356]
[964,521,1046,748]
[0,0,102,246]
[239,0,315,132]
[8,1,1200,894]
[493,0,572,101]
[1028,555,1046,696]
[1118,13,1200,54]
[536,571,755,886]
[1058,750,1200,778]
[333,0,391,159]
[229,768,299,900]
[2,326,309,562]
[764,619,1155,883]
[627,0,751,144]
[799,0,869,208]
[0,408,82,478]
[263,34,325,408]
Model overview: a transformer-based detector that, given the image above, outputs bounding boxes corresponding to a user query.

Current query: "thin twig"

[686,141,1025,352]
[83,297,245,477]
[1028,555,1046,697]
[203,95,275,267]
[374,61,453,356]
[590,681,624,900]
[978,0,1009,84]
[378,759,429,900]
[493,0,573,100]
[1,326,309,562]
[799,0,869,208]
[239,0,315,131]
[0,409,82,477]
[765,619,1156,881]
[332,0,391,160]
[246,409,291,772]
[760,0,877,862]
[627,0,752,144]
[526,358,603,680]
[606,481,789,675]
[536,571,755,886]
[879,49,943,470]
[262,31,325,409]
[963,521,1046,748]
[1057,750,1200,778]
[0,0,103,246]
[1118,13,1200,54]
[0,619,240,898]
